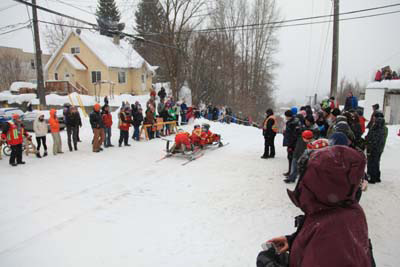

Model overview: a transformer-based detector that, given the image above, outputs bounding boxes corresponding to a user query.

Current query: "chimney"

[113,34,120,45]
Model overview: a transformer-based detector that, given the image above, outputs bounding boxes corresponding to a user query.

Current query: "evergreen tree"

[135,0,165,37]
[96,0,124,36]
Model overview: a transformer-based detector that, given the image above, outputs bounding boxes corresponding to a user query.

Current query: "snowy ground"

[0,116,399,266]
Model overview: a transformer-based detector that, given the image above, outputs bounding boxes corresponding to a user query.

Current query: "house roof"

[58,53,87,70]
[45,30,157,73]
[367,80,400,90]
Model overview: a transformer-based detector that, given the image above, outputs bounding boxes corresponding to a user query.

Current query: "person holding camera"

[260,145,374,267]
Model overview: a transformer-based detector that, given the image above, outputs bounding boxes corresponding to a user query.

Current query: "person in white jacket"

[33,112,48,158]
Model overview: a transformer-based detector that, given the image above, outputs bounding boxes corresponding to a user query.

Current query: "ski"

[182,152,205,166]
[155,153,173,163]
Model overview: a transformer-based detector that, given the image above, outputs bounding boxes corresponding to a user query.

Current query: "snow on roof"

[0,90,36,104]
[9,82,37,92]
[367,80,400,90]
[46,30,157,74]
[62,53,87,70]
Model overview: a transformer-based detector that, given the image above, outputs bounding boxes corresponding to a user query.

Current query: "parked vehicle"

[0,108,25,123]
[22,110,66,132]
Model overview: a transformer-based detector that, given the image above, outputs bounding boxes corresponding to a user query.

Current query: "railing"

[45,80,89,95]
[140,121,178,140]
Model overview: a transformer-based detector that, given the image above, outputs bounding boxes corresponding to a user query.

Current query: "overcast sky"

[1,0,400,104]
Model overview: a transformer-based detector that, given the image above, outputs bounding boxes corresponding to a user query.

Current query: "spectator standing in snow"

[65,106,81,152]
[49,109,63,155]
[266,145,372,267]
[1,114,30,166]
[90,103,105,153]
[180,100,188,125]
[367,104,379,129]
[315,111,329,138]
[357,108,367,134]
[132,107,143,141]
[366,112,386,184]
[118,107,132,147]
[33,112,48,158]
[104,96,109,106]
[158,87,167,101]
[283,110,299,176]
[144,105,156,139]
[344,91,358,111]
[150,86,156,101]
[261,109,277,159]
[102,105,113,147]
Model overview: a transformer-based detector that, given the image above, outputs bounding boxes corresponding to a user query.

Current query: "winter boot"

[74,145,78,151]
[68,144,73,152]
[43,151,48,157]
[36,152,42,158]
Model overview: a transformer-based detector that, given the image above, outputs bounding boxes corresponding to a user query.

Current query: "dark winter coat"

[89,111,104,129]
[158,88,166,100]
[316,118,329,138]
[263,115,277,139]
[65,111,82,128]
[344,96,358,111]
[132,110,144,127]
[283,117,299,148]
[144,109,155,125]
[293,124,319,159]
[366,117,386,154]
[287,146,371,267]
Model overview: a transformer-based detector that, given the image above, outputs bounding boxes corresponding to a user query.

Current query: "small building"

[45,29,157,96]
[365,80,400,124]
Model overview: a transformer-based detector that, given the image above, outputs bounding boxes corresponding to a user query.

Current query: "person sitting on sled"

[191,124,202,146]
[170,129,193,153]
[200,123,222,146]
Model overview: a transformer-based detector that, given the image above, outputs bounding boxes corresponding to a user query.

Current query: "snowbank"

[9,82,36,92]
[367,80,400,89]
[0,90,37,104]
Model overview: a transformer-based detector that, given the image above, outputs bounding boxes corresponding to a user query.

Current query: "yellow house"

[45,29,157,96]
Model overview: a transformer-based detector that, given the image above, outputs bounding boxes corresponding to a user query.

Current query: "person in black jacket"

[132,107,143,141]
[366,112,386,184]
[158,87,167,101]
[261,109,277,159]
[65,106,81,151]
[282,110,299,176]
[90,103,105,153]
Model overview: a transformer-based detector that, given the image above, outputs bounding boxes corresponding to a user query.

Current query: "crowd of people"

[258,93,391,266]
[374,66,400,81]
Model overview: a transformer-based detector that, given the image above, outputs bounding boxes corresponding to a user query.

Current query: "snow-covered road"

[0,119,399,266]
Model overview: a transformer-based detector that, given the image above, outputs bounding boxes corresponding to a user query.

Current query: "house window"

[118,71,126,83]
[141,74,145,83]
[91,71,101,83]
[71,47,80,54]
[30,59,35,69]
[54,73,58,80]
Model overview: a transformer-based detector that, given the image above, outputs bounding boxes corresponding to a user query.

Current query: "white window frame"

[91,71,101,84]
[71,47,80,54]
[118,71,126,84]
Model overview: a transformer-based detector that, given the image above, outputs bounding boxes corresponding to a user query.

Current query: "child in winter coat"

[33,112,48,157]
[102,105,113,147]
[49,109,63,155]
[132,107,143,141]
[118,107,132,147]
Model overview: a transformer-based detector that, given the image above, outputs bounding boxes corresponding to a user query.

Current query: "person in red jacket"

[200,123,221,147]
[374,69,382,82]
[102,105,113,147]
[118,107,132,147]
[1,114,30,166]
[170,129,192,153]
[191,125,202,146]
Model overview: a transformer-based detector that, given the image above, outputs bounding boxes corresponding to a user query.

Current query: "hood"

[35,112,45,122]
[50,109,57,118]
[287,146,366,215]
[373,117,385,129]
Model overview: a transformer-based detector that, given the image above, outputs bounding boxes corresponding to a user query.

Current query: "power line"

[140,2,400,36]
[38,19,98,30]
[0,3,19,12]
[0,25,30,36]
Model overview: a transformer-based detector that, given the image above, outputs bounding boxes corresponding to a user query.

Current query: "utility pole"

[330,0,339,98]
[31,0,46,107]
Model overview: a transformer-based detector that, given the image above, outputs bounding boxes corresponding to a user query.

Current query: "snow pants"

[175,136,191,150]
[92,128,105,152]
[51,132,62,155]
[263,135,276,158]
[9,144,23,165]
[67,126,78,151]
[367,152,382,182]
[119,130,129,146]
[104,127,112,147]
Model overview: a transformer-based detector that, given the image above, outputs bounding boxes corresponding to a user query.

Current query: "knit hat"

[305,115,315,124]
[329,132,349,146]
[94,103,101,112]
[331,108,341,117]
[307,139,329,150]
[302,130,313,140]
[291,107,298,115]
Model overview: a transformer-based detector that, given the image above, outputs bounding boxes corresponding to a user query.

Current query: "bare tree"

[44,17,81,54]
[0,52,26,91]
[337,77,366,105]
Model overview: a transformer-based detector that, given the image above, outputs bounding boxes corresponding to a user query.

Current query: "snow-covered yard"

[0,117,399,266]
